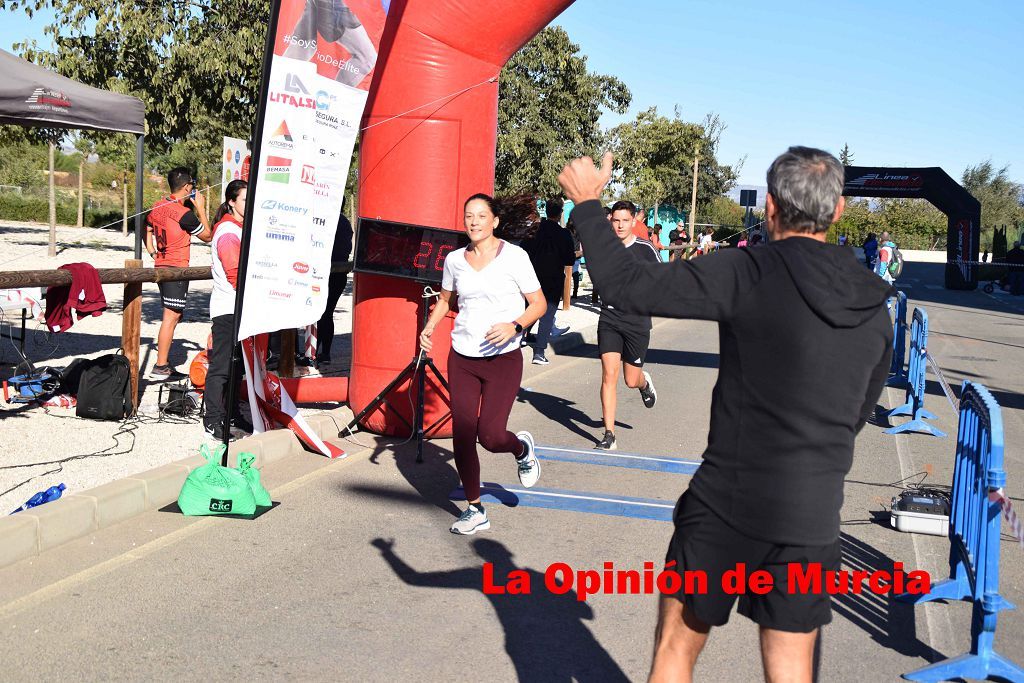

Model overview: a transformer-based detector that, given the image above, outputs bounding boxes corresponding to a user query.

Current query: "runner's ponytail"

[214,179,248,224]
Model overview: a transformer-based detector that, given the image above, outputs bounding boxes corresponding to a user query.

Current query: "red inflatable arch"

[350,0,575,436]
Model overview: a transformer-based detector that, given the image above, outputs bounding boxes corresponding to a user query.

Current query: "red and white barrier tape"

[304,323,317,362]
[925,352,960,412]
[990,489,1024,549]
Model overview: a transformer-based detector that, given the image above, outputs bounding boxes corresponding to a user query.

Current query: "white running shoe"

[450,504,490,535]
[515,430,541,487]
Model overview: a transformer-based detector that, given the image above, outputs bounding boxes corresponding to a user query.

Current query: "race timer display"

[354,218,469,284]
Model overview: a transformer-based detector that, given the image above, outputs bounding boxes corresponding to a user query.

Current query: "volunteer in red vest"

[145,167,212,380]
[204,180,249,440]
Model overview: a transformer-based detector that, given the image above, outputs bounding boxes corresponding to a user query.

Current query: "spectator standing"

[668,221,689,262]
[862,232,878,269]
[522,198,576,365]
[316,211,354,366]
[567,216,583,299]
[875,231,896,285]
[146,167,212,380]
[559,147,893,683]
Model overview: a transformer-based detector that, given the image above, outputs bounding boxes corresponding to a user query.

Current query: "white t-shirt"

[442,240,541,357]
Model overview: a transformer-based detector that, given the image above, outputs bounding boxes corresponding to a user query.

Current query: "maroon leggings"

[448,348,525,502]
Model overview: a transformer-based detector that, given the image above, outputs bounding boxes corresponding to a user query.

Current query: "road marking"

[0,447,371,620]
[535,446,700,474]
[451,483,674,521]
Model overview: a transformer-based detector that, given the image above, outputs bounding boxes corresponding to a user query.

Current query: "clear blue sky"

[3,1,1022,186]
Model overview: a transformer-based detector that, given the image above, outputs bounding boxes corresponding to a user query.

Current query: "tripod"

[343,285,451,463]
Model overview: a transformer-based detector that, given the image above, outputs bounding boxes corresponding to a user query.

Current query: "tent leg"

[135,134,145,259]
[48,141,57,257]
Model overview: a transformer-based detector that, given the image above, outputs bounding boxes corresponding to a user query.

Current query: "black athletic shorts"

[597,320,650,367]
[664,490,841,633]
[158,279,189,313]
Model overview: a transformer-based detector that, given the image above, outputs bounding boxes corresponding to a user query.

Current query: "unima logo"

[268,120,294,151]
[209,498,232,513]
[266,229,295,242]
[301,165,315,185]
[265,156,291,183]
[293,262,310,274]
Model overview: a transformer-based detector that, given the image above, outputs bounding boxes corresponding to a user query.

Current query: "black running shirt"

[599,237,661,331]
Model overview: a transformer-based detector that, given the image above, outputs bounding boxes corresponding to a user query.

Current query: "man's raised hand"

[558,152,613,204]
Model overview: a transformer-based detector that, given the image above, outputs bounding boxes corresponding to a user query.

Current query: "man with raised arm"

[559,147,894,683]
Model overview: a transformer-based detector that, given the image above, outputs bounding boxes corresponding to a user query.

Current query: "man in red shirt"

[145,167,212,380]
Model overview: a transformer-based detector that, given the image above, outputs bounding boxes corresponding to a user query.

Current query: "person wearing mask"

[559,147,892,683]
[594,200,660,451]
[146,167,213,380]
[203,180,249,440]
[419,194,547,535]
[316,210,354,366]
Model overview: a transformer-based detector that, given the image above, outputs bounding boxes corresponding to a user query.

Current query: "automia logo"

[293,262,310,273]
[268,120,294,151]
[265,155,292,183]
[260,199,308,215]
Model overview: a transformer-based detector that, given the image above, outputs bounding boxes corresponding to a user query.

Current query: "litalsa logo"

[260,200,309,215]
[293,262,309,274]
[209,498,232,513]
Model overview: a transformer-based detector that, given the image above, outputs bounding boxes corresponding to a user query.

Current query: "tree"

[961,160,1024,231]
[3,0,269,159]
[496,27,630,197]
[609,107,737,219]
[839,143,854,166]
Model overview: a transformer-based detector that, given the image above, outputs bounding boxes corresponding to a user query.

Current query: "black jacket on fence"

[572,199,894,545]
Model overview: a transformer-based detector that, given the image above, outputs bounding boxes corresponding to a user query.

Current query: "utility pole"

[687,146,700,240]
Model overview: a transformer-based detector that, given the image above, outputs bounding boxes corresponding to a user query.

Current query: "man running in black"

[283,0,378,87]
[594,200,659,450]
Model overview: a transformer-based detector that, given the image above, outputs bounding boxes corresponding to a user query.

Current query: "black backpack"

[76,353,132,421]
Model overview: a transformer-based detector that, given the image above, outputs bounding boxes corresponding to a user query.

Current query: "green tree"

[961,160,1024,231]
[496,26,630,196]
[839,143,854,166]
[609,107,737,219]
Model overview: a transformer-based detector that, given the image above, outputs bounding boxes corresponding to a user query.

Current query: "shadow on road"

[515,388,632,445]
[370,537,631,682]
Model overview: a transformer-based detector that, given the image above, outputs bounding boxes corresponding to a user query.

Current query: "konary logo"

[260,199,309,215]
[293,262,310,274]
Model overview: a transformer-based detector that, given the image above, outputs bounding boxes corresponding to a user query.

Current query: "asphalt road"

[0,258,1021,681]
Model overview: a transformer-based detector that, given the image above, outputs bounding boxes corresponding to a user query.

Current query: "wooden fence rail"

[2,261,354,411]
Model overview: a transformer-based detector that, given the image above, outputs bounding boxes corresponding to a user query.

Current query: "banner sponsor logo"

[268,289,293,300]
[292,262,309,274]
[311,285,321,294]
[315,90,337,111]
[265,155,292,183]
[313,183,330,198]
[312,216,327,227]
[266,229,295,242]
[25,86,71,110]
[285,73,309,94]
[845,172,924,192]
[268,120,294,151]
[254,259,278,269]
[311,236,325,249]
[260,199,308,215]
[301,164,316,185]
[956,219,971,281]
[288,278,310,288]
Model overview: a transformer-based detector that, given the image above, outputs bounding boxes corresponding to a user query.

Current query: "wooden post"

[121,259,143,412]
[77,159,84,228]
[48,142,57,257]
[688,147,700,242]
[280,328,296,377]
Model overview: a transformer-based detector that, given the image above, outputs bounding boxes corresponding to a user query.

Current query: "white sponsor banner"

[238,58,363,340]
[221,136,251,185]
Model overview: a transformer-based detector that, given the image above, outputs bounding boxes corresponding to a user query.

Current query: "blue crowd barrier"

[898,382,1023,682]
[885,307,945,438]
[887,291,909,388]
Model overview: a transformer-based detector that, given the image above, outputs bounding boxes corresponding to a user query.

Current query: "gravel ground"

[0,219,600,513]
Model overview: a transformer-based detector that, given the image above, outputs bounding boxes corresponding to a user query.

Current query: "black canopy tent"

[0,48,146,258]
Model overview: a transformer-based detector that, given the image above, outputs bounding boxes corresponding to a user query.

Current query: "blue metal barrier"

[885,307,946,438]
[898,382,1023,682]
[886,291,908,388]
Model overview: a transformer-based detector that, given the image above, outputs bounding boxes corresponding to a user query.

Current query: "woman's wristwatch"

[512,322,523,334]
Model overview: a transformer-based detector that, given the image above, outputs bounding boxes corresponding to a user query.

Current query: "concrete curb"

[0,407,351,570]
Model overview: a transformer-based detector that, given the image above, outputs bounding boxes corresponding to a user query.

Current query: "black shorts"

[597,320,650,367]
[664,491,841,633]
[158,279,189,313]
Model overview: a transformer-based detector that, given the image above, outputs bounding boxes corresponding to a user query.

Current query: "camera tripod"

[343,286,452,463]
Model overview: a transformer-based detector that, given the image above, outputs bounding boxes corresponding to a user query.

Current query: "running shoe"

[515,430,541,487]
[532,353,550,365]
[150,364,187,381]
[204,422,235,442]
[552,324,570,337]
[595,430,617,450]
[450,505,490,535]
[639,370,657,408]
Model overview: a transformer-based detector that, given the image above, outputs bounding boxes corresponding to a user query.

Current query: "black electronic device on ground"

[158,381,201,416]
[890,489,951,536]
[342,285,451,463]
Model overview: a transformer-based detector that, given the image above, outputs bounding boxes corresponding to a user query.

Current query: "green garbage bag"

[237,452,271,508]
[178,444,257,516]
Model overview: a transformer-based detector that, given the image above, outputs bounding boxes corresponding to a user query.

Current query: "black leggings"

[317,273,348,361]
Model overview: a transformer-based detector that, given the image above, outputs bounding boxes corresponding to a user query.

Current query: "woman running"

[420,194,547,535]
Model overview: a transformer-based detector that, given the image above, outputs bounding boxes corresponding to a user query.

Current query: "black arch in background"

[843,166,981,290]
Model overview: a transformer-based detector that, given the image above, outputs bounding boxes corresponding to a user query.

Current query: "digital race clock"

[354,218,470,284]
